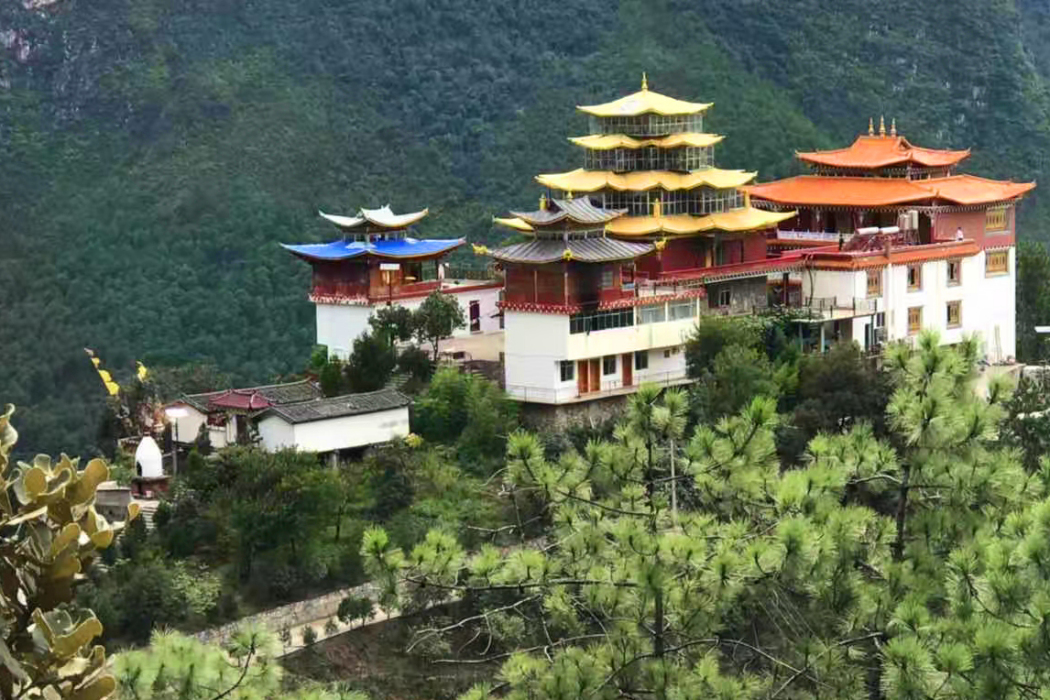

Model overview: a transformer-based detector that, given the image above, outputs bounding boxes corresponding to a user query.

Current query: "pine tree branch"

[402,576,639,592]
[769,632,884,699]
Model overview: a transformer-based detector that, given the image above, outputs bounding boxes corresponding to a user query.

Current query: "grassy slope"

[1,0,1046,455]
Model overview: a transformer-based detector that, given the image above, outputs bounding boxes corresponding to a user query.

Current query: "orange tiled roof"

[924,175,1036,206]
[798,135,970,169]
[746,174,1035,208]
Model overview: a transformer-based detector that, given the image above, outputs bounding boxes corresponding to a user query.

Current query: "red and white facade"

[748,118,1033,360]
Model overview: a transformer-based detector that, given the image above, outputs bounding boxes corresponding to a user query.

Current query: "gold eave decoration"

[535,168,757,193]
[492,217,534,232]
[569,133,724,150]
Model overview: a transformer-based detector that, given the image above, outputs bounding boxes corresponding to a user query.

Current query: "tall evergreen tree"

[364,332,1049,699]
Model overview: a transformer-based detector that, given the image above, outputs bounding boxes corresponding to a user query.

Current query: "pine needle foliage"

[364,331,1050,699]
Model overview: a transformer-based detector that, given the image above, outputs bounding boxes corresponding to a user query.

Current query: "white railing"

[777,230,855,242]
[804,296,878,316]
[506,370,691,404]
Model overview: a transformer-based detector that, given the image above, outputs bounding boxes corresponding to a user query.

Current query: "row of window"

[558,350,660,382]
[986,207,1008,232]
[907,301,963,334]
[866,253,1010,297]
[583,146,715,172]
[569,299,702,335]
[590,114,705,136]
[598,188,745,216]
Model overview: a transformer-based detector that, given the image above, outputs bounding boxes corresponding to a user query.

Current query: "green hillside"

[2,0,1047,455]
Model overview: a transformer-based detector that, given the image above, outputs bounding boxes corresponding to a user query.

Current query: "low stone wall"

[195,581,380,649]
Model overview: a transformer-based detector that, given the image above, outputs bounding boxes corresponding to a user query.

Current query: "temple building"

[282,206,502,359]
[747,117,1034,359]
[486,77,797,405]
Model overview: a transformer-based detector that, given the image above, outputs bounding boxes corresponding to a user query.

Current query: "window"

[866,269,882,297]
[947,260,961,285]
[635,351,649,371]
[908,306,922,335]
[986,250,1009,275]
[603,355,617,375]
[638,303,667,324]
[569,308,634,334]
[986,207,1008,232]
[559,360,575,382]
[946,301,962,329]
[600,267,615,289]
[669,299,696,321]
[907,264,922,291]
[621,266,635,290]
[875,312,886,328]
[717,289,732,307]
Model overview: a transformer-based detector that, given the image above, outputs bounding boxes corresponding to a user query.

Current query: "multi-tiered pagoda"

[488,77,798,405]
[747,117,1035,358]
[283,207,501,359]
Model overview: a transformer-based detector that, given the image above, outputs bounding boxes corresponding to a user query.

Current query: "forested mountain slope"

[2,0,1047,455]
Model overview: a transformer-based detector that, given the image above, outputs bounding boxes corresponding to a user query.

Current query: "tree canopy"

[362,333,1050,699]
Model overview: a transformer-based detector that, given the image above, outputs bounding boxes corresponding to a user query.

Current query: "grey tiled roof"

[490,237,654,264]
[260,389,411,424]
[181,380,322,412]
[510,198,625,226]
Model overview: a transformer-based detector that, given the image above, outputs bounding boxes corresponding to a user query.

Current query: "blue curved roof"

[281,237,464,261]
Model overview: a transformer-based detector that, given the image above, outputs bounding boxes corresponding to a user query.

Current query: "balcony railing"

[798,296,878,318]
[777,230,855,242]
[506,370,691,403]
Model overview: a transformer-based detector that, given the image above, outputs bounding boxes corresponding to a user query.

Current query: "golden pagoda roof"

[605,207,796,237]
[569,133,724,150]
[319,205,429,230]
[493,217,535,232]
[535,168,756,193]
[578,87,712,118]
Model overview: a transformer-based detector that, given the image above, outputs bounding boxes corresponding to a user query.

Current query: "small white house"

[255,388,411,454]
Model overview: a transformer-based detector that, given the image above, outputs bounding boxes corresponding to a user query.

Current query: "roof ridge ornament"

[868,118,874,136]
[879,115,886,136]
[642,72,648,91]
[891,118,897,137]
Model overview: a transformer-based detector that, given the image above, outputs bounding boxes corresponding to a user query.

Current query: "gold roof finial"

[642,72,648,91]
[868,117,874,136]
[566,190,574,201]
[890,118,897,136]
[652,197,662,217]
[539,193,548,211]
[879,115,886,136]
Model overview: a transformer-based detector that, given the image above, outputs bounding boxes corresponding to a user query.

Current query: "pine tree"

[364,331,1050,699]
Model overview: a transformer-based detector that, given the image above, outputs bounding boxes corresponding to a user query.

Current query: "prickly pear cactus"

[0,403,137,699]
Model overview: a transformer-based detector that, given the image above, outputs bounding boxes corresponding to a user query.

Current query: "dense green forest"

[2,0,1049,456]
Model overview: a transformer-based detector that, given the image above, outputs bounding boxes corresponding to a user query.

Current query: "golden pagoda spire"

[868,117,874,136]
[879,115,886,136]
[641,72,648,90]
[890,118,897,136]
[539,193,548,211]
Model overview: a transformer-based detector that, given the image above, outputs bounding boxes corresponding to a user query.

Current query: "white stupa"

[134,436,163,478]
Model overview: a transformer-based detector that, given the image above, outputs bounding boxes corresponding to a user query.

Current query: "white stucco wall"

[317,285,503,359]
[257,407,410,453]
[316,303,373,359]
[171,406,208,446]
[803,248,1016,361]
[504,303,694,404]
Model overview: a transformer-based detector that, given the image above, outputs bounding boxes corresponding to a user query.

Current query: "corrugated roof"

[261,389,411,424]
[798,135,970,169]
[281,237,464,261]
[319,206,429,230]
[180,380,322,412]
[508,198,626,226]
[746,174,1035,208]
[489,238,654,264]
[536,168,756,193]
